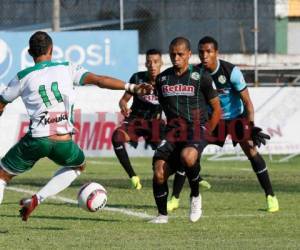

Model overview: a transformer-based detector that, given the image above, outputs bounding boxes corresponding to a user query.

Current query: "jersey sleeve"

[200,73,218,101]
[69,63,89,86]
[230,66,247,91]
[0,76,21,103]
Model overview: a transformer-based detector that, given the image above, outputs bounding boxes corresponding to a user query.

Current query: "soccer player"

[149,37,221,223]
[169,36,279,213]
[111,49,163,190]
[0,31,151,221]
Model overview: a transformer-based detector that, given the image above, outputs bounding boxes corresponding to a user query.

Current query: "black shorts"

[152,139,207,174]
[209,117,251,147]
[120,117,165,150]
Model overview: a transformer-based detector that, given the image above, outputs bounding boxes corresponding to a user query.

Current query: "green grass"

[0,156,300,249]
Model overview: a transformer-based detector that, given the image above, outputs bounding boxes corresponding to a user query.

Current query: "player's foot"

[148,214,168,224]
[131,176,142,190]
[266,195,279,212]
[189,195,202,222]
[167,196,180,212]
[19,195,39,221]
[199,180,211,190]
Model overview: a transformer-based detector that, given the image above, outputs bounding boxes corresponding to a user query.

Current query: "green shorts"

[0,133,85,175]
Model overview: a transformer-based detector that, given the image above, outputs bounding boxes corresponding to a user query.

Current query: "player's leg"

[0,167,14,204]
[149,140,175,223]
[181,146,202,222]
[149,159,170,223]
[111,127,142,189]
[239,141,279,212]
[20,138,86,221]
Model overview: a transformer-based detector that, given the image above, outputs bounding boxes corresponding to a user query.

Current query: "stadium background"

[1,0,300,160]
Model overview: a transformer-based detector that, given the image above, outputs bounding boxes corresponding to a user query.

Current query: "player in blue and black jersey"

[149,37,221,223]
[168,36,278,213]
[111,49,164,190]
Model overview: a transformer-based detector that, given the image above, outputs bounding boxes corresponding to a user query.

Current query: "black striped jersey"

[155,65,218,129]
[128,71,162,120]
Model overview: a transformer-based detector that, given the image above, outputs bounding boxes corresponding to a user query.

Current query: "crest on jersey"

[218,75,226,84]
[191,72,200,80]
[161,76,167,81]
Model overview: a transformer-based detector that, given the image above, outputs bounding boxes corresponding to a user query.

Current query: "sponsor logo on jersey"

[0,39,13,81]
[37,111,68,126]
[191,72,200,80]
[161,84,195,96]
[138,94,159,105]
[218,75,226,84]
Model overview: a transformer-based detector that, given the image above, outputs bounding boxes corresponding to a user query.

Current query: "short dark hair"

[198,36,218,50]
[169,37,191,50]
[146,49,161,57]
[28,31,53,58]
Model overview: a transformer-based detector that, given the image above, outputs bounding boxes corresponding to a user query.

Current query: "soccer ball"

[77,182,107,212]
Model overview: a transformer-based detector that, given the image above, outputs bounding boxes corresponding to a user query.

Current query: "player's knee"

[181,148,198,168]
[75,163,86,173]
[153,162,167,184]
[112,129,128,147]
[0,168,14,183]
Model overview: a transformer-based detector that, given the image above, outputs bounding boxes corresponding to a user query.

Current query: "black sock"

[153,179,168,215]
[172,171,186,199]
[112,130,136,178]
[185,164,201,197]
[250,153,274,196]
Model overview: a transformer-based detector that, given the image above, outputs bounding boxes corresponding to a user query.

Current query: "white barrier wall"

[1,87,300,157]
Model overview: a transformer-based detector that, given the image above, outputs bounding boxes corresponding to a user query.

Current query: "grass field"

[0,156,299,249]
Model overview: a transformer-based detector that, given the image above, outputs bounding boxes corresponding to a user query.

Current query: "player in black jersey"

[170,36,278,213]
[149,37,221,223]
[112,49,163,190]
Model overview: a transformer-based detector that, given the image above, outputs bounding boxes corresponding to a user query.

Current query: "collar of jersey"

[210,59,220,76]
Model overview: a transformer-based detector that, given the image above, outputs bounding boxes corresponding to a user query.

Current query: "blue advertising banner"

[0,31,138,85]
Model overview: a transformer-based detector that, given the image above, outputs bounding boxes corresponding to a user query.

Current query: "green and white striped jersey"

[0,61,88,137]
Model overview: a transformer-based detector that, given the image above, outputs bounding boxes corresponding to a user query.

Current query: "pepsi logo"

[0,39,13,80]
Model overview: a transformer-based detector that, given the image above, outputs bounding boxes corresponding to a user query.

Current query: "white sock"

[0,179,7,204]
[36,167,81,203]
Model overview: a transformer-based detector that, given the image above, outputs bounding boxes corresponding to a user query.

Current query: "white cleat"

[148,214,168,224]
[189,195,202,222]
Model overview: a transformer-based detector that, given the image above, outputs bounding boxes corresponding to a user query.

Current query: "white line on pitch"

[6,186,154,219]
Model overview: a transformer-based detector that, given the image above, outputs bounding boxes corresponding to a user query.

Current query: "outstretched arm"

[82,72,152,94]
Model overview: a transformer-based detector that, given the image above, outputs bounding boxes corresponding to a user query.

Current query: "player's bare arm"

[207,96,222,132]
[83,72,153,95]
[239,88,254,123]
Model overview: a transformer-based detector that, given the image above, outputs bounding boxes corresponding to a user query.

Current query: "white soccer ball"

[77,182,107,212]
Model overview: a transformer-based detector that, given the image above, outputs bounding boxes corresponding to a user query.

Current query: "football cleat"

[267,195,279,212]
[148,214,168,224]
[199,180,211,190]
[189,195,202,222]
[131,176,142,190]
[19,194,39,221]
[167,196,180,212]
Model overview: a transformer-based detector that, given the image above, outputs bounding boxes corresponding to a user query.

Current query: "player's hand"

[251,126,271,147]
[133,83,153,95]
[120,105,131,117]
